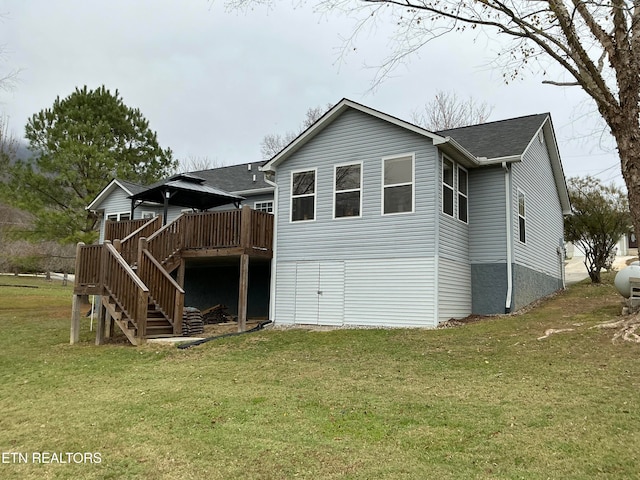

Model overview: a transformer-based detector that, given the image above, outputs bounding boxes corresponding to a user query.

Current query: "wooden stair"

[102,296,176,344]
[145,301,175,338]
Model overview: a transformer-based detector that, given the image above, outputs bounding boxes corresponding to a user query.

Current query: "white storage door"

[294,261,344,325]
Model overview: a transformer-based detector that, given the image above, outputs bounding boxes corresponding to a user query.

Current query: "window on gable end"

[383,154,414,215]
[291,170,316,222]
[334,163,362,218]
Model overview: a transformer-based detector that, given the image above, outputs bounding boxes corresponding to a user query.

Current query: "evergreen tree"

[2,86,176,244]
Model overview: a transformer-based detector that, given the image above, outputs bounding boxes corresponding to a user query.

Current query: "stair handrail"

[146,214,187,266]
[137,238,185,335]
[118,215,163,265]
[102,241,149,338]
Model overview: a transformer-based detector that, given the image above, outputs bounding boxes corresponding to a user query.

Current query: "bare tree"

[231,0,640,258]
[411,91,493,131]
[261,103,332,160]
[180,155,223,172]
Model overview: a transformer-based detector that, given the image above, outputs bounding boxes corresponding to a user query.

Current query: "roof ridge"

[437,113,549,133]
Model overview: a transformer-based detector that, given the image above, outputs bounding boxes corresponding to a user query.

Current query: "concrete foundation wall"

[512,263,563,312]
[471,263,509,315]
[472,262,563,315]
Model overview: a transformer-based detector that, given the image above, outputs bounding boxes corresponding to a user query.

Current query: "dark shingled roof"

[188,161,272,193]
[117,179,147,196]
[436,113,549,159]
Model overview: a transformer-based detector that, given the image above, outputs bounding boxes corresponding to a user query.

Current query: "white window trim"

[140,210,157,219]
[518,188,526,244]
[457,164,468,224]
[333,161,363,220]
[254,200,274,214]
[290,168,317,223]
[381,153,415,216]
[105,211,131,222]
[442,155,455,218]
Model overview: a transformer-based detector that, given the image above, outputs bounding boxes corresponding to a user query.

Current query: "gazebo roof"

[129,173,244,210]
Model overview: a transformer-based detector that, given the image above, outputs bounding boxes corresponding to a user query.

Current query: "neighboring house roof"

[129,173,244,210]
[86,178,146,211]
[189,161,273,195]
[436,114,550,160]
[87,161,273,212]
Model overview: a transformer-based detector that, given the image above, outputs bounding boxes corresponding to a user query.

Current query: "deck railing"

[74,207,273,340]
[137,244,184,335]
[249,208,274,251]
[105,218,149,242]
[183,210,242,249]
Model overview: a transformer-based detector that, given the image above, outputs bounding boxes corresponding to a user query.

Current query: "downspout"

[503,162,513,313]
[263,173,278,324]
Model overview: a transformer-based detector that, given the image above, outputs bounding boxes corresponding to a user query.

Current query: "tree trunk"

[610,123,640,254]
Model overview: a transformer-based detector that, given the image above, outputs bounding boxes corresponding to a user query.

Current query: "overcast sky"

[0,0,623,185]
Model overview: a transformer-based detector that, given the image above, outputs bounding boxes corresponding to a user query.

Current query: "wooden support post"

[240,205,252,249]
[177,258,186,289]
[70,241,85,345]
[95,298,105,346]
[138,237,148,269]
[105,308,115,339]
[238,254,249,332]
[70,294,82,344]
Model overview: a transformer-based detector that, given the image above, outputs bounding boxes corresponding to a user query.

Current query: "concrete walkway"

[564,256,636,285]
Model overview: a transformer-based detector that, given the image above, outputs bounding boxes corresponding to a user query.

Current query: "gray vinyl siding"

[436,155,471,321]
[274,108,438,262]
[511,132,564,280]
[437,157,469,261]
[96,188,165,242]
[246,192,275,211]
[272,108,440,327]
[468,166,508,263]
[208,191,274,212]
[438,257,472,322]
[344,258,436,327]
[274,258,437,327]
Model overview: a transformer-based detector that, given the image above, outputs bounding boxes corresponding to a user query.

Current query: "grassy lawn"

[1,274,639,479]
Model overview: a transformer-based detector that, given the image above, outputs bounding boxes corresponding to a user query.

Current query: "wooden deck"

[71,206,273,345]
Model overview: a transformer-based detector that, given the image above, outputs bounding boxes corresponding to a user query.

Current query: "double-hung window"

[442,156,469,224]
[442,157,455,217]
[383,154,414,215]
[291,169,316,222]
[334,163,362,218]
